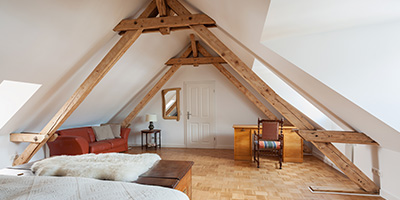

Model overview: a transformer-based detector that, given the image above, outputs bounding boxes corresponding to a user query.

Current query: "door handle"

[187,111,192,120]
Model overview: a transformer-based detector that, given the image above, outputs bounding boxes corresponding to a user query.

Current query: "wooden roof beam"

[156,0,170,34]
[114,14,215,32]
[190,34,198,67]
[10,133,46,144]
[312,142,379,193]
[296,130,378,145]
[156,0,167,17]
[165,57,226,65]
[10,133,58,143]
[141,24,216,34]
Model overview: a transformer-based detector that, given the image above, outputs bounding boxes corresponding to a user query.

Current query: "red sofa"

[48,127,130,156]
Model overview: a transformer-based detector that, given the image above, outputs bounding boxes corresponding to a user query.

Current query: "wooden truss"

[12,0,379,195]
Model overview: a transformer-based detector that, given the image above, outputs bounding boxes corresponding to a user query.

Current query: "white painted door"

[185,81,216,148]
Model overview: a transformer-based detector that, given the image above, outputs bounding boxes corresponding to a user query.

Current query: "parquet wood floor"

[127,147,383,200]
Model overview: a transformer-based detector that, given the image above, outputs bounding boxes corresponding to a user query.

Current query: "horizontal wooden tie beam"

[165,57,226,65]
[141,24,216,34]
[10,133,59,144]
[114,14,215,32]
[296,130,378,145]
[10,133,46,143]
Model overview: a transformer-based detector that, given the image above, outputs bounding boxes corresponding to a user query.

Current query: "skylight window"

[0,80,41,129]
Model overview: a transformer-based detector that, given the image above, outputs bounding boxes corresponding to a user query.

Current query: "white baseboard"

[381,189,400,200]
[215,145,233,149]
[129,143,233,149]
[128,143,186,148]
[161,144,186,148]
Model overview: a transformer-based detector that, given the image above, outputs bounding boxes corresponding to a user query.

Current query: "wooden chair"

[253,118,284,168]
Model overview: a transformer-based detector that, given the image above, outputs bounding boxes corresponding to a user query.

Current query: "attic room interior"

[1,0,400,199]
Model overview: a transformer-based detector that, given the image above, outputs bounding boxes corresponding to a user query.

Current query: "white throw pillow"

[101,124,121,138]
[92,125,115,141]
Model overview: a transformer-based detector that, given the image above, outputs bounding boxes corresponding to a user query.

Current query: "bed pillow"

[101,124,121,138]
[92,125,114,141]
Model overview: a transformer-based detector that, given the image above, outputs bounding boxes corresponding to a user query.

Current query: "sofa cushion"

[101,124,121,138]
[107,138,126,148]
[92,125,114,141]
[57,127,96,143]
[89,141,113,153]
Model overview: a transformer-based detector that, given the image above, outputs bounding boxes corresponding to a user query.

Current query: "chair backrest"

[261,121,279,141]
[258,119,283,141]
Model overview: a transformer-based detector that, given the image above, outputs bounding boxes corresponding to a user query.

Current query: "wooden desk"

[141,129,161,149]
[233,125,303,162]
[135,160,194,199]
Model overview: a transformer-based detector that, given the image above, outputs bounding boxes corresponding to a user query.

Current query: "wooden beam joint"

[156,0,168,17]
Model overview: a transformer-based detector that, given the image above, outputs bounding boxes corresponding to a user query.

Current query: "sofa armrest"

[120,128,131,140]
[47,135,89,156]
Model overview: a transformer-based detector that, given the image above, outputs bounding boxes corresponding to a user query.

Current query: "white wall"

[264,21,400,133]
[263,21,400,200]
[121,64,267,149]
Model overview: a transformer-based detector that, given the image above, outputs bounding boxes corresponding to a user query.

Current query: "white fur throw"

[31,153,161,182]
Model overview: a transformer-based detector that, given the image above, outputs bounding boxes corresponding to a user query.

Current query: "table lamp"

[146,114,157,130]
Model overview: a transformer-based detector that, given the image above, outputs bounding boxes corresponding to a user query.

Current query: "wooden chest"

[135,160,194,199]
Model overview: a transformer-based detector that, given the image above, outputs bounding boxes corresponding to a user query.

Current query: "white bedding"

[31,153,161,182]
[0,175,189,200]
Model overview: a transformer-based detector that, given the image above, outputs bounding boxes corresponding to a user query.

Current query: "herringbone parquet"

[127,147,383,200]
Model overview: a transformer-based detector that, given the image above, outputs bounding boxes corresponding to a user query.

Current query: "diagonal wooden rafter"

[196,42,278,120]
[121,45,193,128]
[166,0,379,194]
[312,142,379,193]
[12,0,159,166]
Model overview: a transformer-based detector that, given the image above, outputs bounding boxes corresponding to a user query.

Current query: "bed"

[0,153,192,200]
[0,175,189,200]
